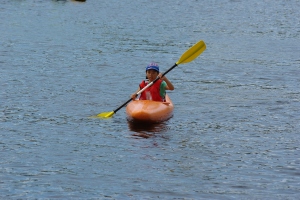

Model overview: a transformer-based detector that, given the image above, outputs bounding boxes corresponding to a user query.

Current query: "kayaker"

[131,62,174,102]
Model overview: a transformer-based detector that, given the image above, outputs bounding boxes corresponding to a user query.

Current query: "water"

[1,0,299,199]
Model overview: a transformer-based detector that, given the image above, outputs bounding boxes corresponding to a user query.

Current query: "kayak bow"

[126,95,174,122]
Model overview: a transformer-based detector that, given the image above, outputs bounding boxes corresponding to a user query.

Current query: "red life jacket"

[139,79,164,102]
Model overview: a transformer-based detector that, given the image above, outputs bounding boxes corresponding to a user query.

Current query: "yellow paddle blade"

[176,40,206,65]
[96,111,115,118]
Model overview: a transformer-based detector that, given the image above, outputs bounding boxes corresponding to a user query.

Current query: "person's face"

[146,69,159,81]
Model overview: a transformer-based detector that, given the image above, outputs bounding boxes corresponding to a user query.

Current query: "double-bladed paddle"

[95,40,206,118]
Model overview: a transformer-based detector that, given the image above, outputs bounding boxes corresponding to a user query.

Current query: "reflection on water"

[127,119,170,138]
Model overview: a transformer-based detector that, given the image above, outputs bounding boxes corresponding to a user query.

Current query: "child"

[131,62,174,102]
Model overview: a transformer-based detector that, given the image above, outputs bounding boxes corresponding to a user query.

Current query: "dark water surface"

[1,0,299,199]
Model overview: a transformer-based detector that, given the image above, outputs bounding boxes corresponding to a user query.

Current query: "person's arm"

[131,87,140,100]
[159,74,174,90]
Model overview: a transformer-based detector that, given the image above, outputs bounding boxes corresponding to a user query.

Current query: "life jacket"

[139,79,164,102]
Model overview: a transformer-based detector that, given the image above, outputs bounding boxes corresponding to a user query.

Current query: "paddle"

[96,40,206,118]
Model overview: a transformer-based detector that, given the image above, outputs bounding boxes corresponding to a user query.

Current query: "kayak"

[126,95,174,122]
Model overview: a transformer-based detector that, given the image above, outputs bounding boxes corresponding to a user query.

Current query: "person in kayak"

[131,62,174,102]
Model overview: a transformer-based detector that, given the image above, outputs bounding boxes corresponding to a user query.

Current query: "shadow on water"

[127,119,170,139]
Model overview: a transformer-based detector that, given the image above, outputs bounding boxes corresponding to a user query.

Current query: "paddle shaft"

[113,63,178,114]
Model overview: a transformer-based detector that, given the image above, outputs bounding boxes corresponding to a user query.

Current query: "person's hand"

[158,73,164,80]
[131,93,137,100]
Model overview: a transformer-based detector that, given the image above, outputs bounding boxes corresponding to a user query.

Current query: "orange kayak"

[126,95,174,122]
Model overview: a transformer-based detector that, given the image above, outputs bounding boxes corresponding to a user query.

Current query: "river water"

[1,0,299,199]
